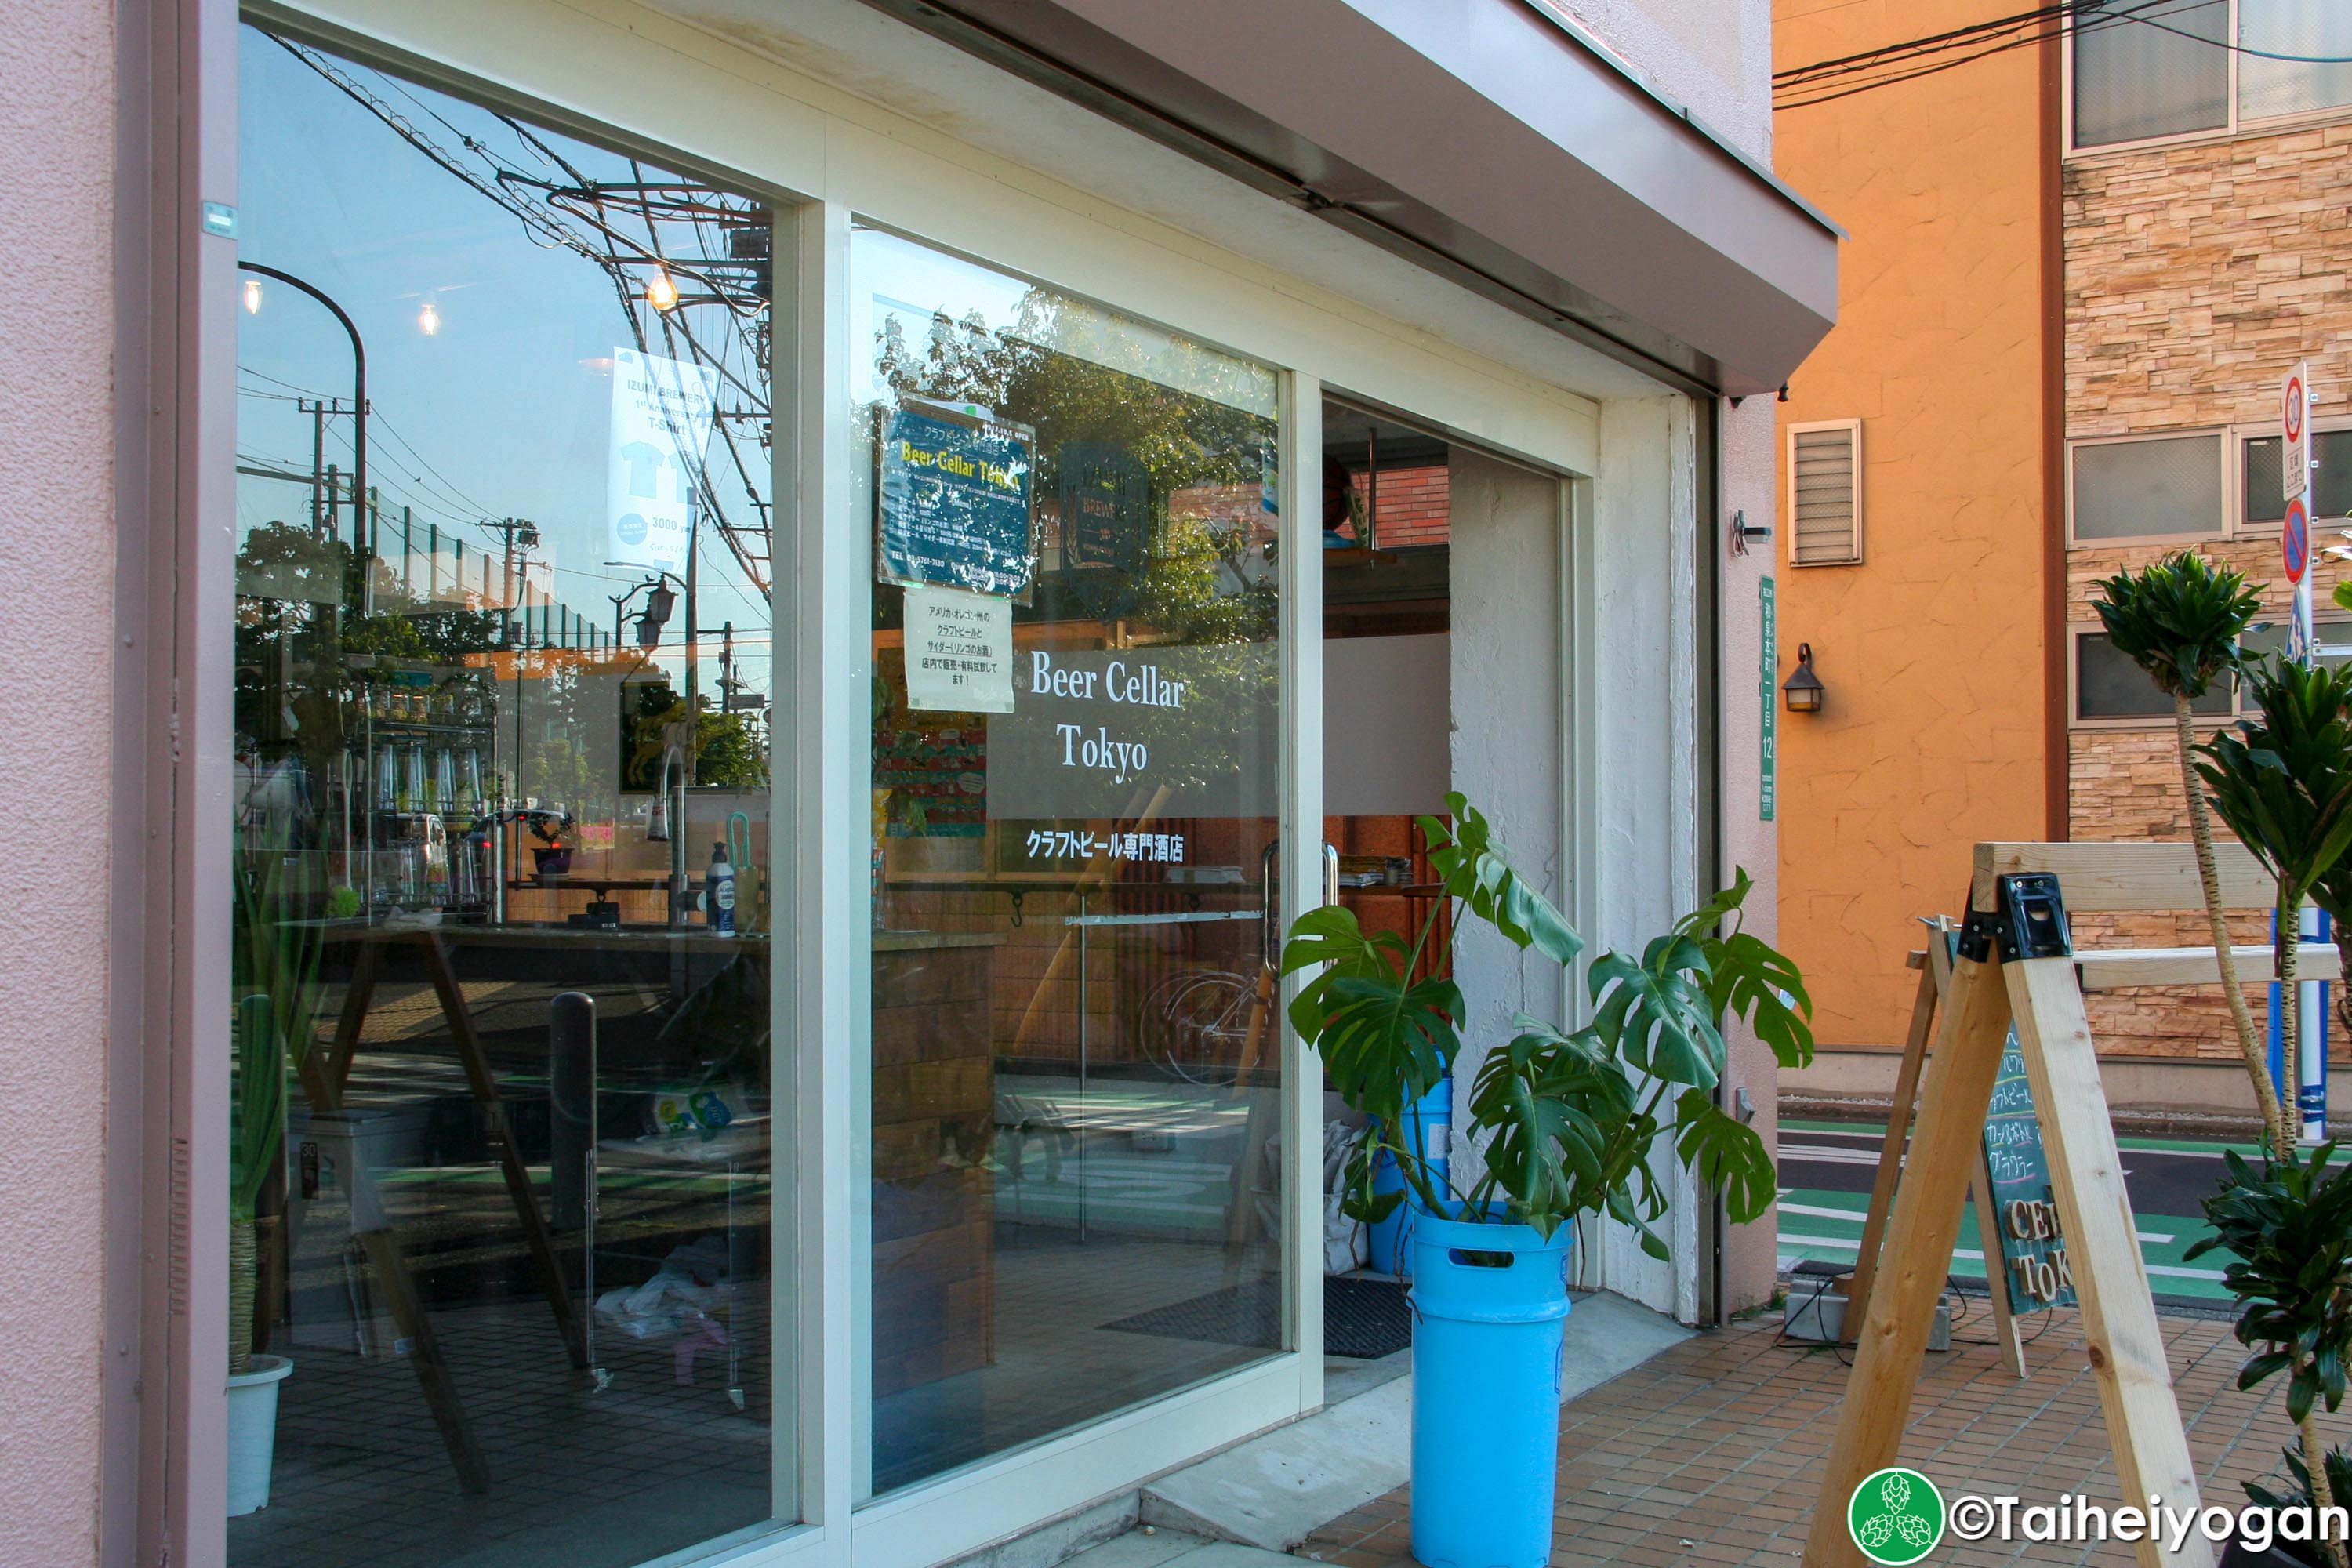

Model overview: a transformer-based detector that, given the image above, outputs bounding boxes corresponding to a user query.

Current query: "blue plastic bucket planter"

[1408,1209,1573,1568]
[1367,1077,1453,1276]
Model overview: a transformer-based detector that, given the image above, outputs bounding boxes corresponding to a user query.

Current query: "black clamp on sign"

[1955,872,2073,964]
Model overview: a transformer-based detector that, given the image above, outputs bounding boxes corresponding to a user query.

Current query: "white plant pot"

[225,1354,293,1516]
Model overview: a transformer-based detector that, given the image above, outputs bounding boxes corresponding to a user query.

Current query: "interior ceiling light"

[418,299,441,336]
[241,277,264,315]
[646,267,680,312]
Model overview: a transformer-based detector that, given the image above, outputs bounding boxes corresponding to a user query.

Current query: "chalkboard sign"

[877,401,1036,597]
[1981,1027,2078,1313]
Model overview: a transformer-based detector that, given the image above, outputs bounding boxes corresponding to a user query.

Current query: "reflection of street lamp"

[609,573,683,650]
[238,262,368,561]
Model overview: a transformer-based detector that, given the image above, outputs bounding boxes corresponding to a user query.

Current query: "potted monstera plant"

[1280,793,1812,1568]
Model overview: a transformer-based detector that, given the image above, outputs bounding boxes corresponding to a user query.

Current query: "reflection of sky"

[233,25,772,693]
[851,227,1276,419]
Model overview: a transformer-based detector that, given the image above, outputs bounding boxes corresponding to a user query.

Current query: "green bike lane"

[1775,1118,2251,1308]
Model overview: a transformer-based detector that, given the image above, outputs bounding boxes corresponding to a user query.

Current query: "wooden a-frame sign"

[1840,917,2065,1381]
[1805,840,2346,1568]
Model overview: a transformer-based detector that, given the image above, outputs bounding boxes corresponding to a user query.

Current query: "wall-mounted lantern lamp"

[1783,643,1826,714]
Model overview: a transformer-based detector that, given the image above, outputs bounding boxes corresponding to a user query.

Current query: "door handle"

[1260,839,1280,971]
[1323,842,1339,906]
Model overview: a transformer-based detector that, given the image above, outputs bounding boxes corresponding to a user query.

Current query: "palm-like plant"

[2199,657,2352,1163]
[231,836,321,1375]
[1281,793,1812,1253]
[2094,554,2280,1154]
[2188,1145,2352,1568]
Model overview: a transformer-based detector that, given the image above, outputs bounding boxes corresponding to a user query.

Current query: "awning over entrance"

[860,0,1840,397]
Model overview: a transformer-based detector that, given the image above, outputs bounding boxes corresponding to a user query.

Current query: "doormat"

[1101,1275,1412,1359]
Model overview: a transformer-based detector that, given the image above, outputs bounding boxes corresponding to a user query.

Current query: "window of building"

[2241,427,2352,528]
[2074,629,2237,722]
[2068,432,2226,544]
[2072,620,2352,724]
[2239,0,2352,121]
[1785,419,1862,566]
[855,227,1286,1500]
[2072,0,2352,150]
[2238,618,2352,710]
[2071,0,2228,147]
[230,24,791,1563]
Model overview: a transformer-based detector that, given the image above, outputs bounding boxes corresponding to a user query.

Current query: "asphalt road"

[1775,1117,2247,1307]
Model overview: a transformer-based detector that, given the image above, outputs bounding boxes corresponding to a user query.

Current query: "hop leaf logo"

[1847,1468,1945,1565]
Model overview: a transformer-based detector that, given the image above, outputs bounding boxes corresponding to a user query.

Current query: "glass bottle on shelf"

[374,743,397,812]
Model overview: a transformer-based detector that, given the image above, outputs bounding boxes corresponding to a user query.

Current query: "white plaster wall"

[1555,0,1791,1316]
[1446,450,1569,1210]
[0,0,116,1561]
[1716,394,1784,1312]
[1546,0,1773,158]
[1580,397,1704,1316]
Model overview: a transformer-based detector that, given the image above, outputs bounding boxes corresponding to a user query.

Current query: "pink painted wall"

[0,0,118,1562]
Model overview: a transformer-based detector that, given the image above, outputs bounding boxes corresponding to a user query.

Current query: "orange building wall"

[1770,2,2052,1053]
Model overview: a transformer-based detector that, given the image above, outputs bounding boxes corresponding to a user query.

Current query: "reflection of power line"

[278,35,777,596]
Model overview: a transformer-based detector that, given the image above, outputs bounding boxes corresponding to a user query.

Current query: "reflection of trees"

[873,298,1278,648]
[621,681,768,796]
[234,520,506,810]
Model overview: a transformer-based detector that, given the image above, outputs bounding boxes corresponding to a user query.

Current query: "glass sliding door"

[854,228,1287,1497]
[228,26,791,1565]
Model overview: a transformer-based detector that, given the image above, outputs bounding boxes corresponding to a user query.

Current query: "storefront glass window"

[230,25,789,1563]
[854,227,1285,1497]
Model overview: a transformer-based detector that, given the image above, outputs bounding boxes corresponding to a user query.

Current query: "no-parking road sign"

[2285,360,2310,503]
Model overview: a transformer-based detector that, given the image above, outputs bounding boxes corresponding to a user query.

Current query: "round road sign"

[2285,495,2310,584]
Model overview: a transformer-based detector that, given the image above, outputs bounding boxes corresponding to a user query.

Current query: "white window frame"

[1784,417,1863,568]
[2231,416,2352,536]
[2065,1,2352,158]
[168,5,1680,1568]
[2064,428,2234,548]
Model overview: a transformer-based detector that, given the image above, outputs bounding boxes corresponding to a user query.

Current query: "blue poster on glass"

[878,402,1036,597]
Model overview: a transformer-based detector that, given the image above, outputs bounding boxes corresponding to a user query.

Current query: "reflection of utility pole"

[300,397,336,539]
[484,517,540,648]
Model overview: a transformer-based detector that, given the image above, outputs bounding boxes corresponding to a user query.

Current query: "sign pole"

[2281,361,2328,1141]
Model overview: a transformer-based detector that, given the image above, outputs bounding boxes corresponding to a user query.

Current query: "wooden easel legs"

[1803,950,2211,1568]
[1840,957,1939,1344]
[1844,931,2026,1379]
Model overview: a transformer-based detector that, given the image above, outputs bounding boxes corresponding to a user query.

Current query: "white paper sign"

[905,584,1014,713]
[607,346,718,574]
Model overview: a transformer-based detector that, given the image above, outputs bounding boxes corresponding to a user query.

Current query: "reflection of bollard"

[550,992,596,1232]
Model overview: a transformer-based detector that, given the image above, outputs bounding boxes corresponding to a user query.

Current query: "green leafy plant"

[1280,793,1813,1254]
[2094,554,2281,1153]
[2199,656,2352,1165]
[2189,1145,2352,1568]
[230,833,323,1376]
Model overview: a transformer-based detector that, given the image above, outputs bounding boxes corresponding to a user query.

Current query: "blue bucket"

[1408,1209,1573,1568]
[1367,1077,1453,1276]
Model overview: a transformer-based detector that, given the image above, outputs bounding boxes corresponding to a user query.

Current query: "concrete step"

[1137,1289,1692,1553]
[1061,1528,1299,1568]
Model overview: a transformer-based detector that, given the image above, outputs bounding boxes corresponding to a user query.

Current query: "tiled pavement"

[1302,1308,2311,1567]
